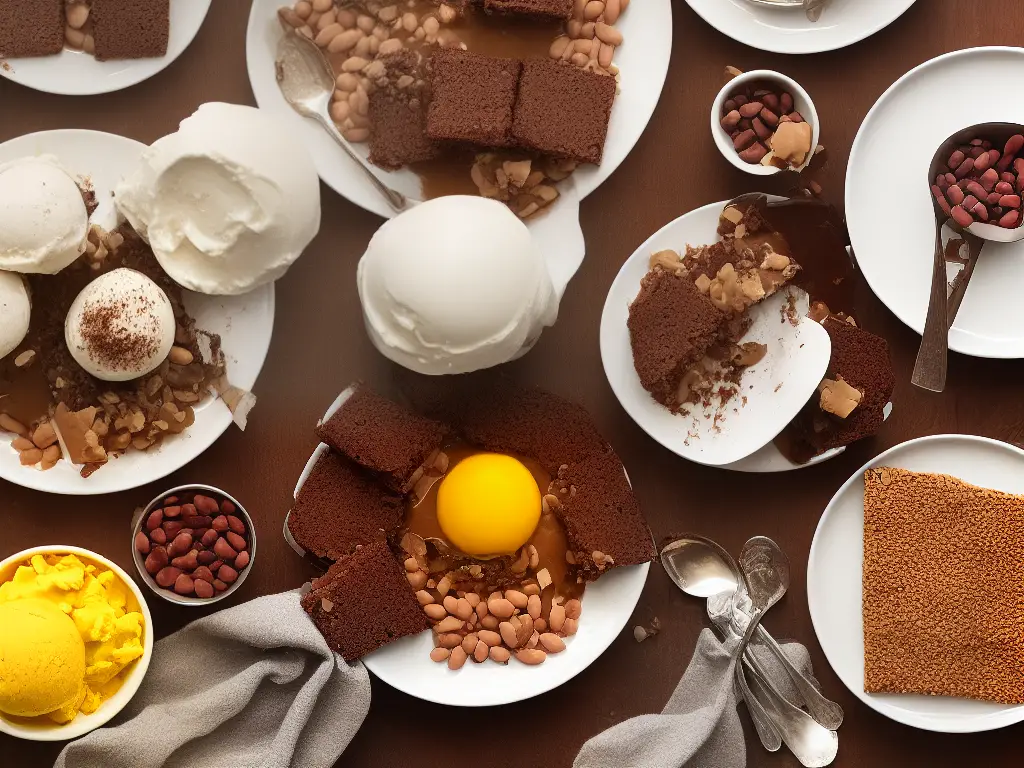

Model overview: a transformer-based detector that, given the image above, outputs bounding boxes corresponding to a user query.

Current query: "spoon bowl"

[660,535,741,598]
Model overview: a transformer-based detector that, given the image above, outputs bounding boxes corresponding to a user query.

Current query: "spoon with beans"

[914,123,1024,392]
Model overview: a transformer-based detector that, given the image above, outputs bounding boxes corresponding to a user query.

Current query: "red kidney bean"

[733,94,748,106]
[135,532,151,555]
[974,151,993,172]
[1005,134,1024,156]
[739,101,763,118]
[996,181,1014,195]
[948,150,965,169]
[752,118,771,140]
[963,194,979,211]
[739,143,768,163]
[163,505,181,519]
[954,157,975,178]
[1001,210,1020,227]
[947,185,965,205]
[980,168,1000,191]
[966,180,987,199]
[1000,194,1021,208]
[987,192,1003,206]
[973,202,990,222]
[721,110,741,130]
[146,509,163,530]
[951,205,974,227]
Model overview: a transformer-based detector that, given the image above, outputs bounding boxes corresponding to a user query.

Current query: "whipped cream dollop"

[357,196,559,375]
[0,156,88,275]
[114,102,321,296]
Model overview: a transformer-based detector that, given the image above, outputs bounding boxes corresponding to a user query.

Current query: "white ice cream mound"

[0,271,31,361]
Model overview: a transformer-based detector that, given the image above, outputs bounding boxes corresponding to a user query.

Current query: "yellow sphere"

[436,453,541,557]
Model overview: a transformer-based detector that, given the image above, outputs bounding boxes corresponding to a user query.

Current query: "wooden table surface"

[2,0,1022,765]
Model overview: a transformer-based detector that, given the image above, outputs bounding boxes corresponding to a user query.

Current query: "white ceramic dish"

[847,47,1024,359]
[711,70,819,176]
[0,545,154,742]
[0,130,274,495]
[808,434,1024,732]
[288,389,651,707]
[601,197,856,472]
[0,0,211,96]
[684,0,917,55]
[245,0,673,219]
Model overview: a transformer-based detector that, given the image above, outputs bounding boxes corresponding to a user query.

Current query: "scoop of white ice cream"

[0,271,31,361]
[65,268,176,382]
[0,156,88,274]
[114,102,321,296]
[357,196,558,375]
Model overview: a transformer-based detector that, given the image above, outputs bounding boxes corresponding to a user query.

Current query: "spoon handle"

[911,216,951,392]
[734,643,783,751]
[310,110,412,212]
[753,625,844,730]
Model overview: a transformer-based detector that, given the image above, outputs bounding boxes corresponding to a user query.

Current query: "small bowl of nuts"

[132,484,256,606]
[712,69,820,176]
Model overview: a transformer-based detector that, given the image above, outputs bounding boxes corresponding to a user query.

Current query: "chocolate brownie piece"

[368,51,439,170]
[288,450,403,561]
[512,59,616,164]
[483,0,573,19]
[628,267,725,409]
[315,383,447,493]
[426,48,521,147]
[91,0,170,61]
[549,449,655,581]
[302,541,430,661]
[0,0,63,58]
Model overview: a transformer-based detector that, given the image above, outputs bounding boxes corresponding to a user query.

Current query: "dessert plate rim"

[808,434,1024,733]
[0,0,212,96]
[0,128,275,496]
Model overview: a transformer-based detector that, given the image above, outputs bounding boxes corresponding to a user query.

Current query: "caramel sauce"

[404,443,583,613]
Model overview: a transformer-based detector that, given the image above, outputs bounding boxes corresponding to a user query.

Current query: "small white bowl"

[0,546,154,741]
[711,69,820,176]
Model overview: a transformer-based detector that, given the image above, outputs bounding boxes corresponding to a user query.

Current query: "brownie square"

[288,450,403,561]
[512,59,616,164]
[0,0,63,58]
[483,0,573,20]
[91,0,170,61]
[315,383,447,494]
[426,48,521,147]
[302,541,430,661]
[368,51,438,170]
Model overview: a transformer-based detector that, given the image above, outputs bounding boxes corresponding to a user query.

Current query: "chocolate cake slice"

[315,383,447,493]
[426,48,521,147]
[0,0,63,58]
[91,0,170,61]
[483,0,573,20]
[302,541,430,661]
[368,51,439,170]
[288,450,403,561]
[549,449,655,581]
[628,267,725,409]
[511,59,616,164]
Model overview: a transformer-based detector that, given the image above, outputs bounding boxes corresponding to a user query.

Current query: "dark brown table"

[3,1,1022,765]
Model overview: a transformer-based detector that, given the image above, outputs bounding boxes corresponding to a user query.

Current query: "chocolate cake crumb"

[0,0,63,58]
[426,48,521,147]
[483,0,573,20]
[289,450,403,561]
[91,0,170,61]
[512,59,616,164]
[302,541,430,661]
[368,51,439,170]
[316,383,447,493]
[550,450,656,581]
[863,468,1024,704]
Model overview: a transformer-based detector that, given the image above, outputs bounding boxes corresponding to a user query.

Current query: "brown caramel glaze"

[402,442,583,617]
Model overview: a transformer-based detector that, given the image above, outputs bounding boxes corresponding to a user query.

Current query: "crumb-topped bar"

[0,0,64,58]
[91,0,170,61]
[426,48,522,147]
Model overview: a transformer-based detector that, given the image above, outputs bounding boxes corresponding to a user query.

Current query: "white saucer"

[684,0,916,54]
[0,0,211,96]
[847,47,1024,359]
[244,0,673,220]
[288,389,651,707]
[601,198,856,473]
[808,434,1024,732]
[0,130,274,495]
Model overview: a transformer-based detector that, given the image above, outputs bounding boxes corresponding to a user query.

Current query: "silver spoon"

[913,122,1024,392]
[274,18,412,212]
[662,535,844,729]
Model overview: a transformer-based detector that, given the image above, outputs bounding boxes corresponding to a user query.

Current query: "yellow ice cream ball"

[0,599,86,718]
[436,453,542,557]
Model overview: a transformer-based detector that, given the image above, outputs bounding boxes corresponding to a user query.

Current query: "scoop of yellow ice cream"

[0,599,86,718]
[0,554,145,725]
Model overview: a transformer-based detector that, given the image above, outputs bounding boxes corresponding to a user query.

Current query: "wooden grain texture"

[2,0,1023,765]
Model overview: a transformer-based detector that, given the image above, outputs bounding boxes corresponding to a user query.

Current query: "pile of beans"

[720,82,807,166]
[136,492,252,599]
[931,135,1024,229]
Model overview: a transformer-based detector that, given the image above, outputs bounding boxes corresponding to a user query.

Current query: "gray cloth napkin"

[574,628,817,768]
[55,591,371,768]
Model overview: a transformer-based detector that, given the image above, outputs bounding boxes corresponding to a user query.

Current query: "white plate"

[808,435,1024,732]
[0,0,211,96]
[847,47,1024,358]
[601,198,852,472]
[0,130,274,495]
[245,0,673,220]
[684,0,916,55]
[289,389,651,707]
